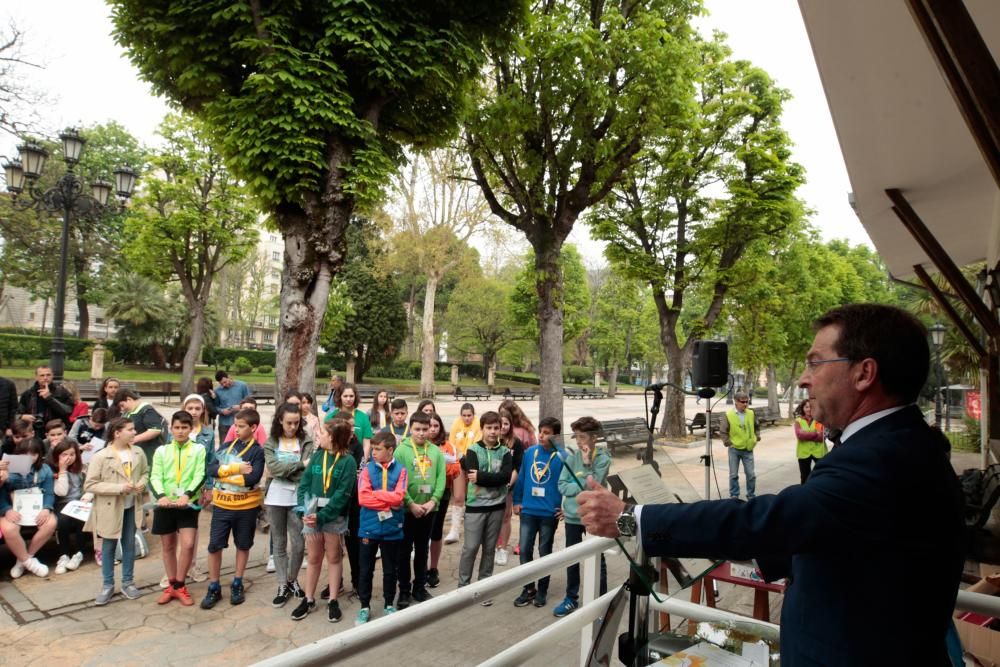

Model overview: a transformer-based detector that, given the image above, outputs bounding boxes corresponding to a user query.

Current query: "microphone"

[645,382,667,392]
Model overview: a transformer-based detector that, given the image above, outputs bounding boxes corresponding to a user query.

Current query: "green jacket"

[393,438,446,510]
[150,440,207,501]
[558,447,611,525]
[296,448,357,525]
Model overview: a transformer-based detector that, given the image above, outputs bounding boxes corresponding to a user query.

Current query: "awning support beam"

[888,187,1000,339]
[913,264,987,359]
[906,0,1000,188]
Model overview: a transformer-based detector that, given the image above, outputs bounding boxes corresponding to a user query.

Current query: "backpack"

[114,530,150,560]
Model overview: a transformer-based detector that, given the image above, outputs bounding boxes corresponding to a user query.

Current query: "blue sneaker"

[356,608,370,626]
[383,604,397,616]
[553,596,578,617]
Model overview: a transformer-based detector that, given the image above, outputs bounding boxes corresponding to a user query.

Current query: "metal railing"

[252,535,1000,666]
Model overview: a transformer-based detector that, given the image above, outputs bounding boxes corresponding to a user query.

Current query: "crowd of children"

[0,375,613,626]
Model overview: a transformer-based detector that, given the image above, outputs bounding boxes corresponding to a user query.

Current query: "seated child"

[0,438,57,577]
[50,439,88,574]
[201,408,265,609]
[355,430,407,625]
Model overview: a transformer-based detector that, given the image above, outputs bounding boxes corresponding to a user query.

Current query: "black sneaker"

[200,586,223,610]
[426,568,440,588]
[231,581,246,606]
[412,588,433,603]
[396,590,412,610]
[272,583,292,608]
[514,588,536,607]
[320,584,330,600]
[291,598,316,620]
[290,580,305,598]
[533,591,547,608]
[328,599,342,623]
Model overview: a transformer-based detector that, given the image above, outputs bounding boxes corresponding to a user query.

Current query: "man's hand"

[38,385,51,400]
[577,477,627,538]
[21,414,35,423]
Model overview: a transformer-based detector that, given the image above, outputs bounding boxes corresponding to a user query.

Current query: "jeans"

[267,505,304,584]
[399,511,436,594]
[519,513,557,594]
[359,538,400,608]
[459,509,504,586]
[565,522,607,600]
[101,506,136,587]
[728,447,756,499]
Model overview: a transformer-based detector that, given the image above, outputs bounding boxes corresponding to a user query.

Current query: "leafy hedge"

[495,371,540,386]
[0,334,93,365]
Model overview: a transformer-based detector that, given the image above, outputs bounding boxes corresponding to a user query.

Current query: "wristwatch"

[616,503,637,538]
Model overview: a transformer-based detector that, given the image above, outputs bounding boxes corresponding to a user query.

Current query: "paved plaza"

[0,392,981,665]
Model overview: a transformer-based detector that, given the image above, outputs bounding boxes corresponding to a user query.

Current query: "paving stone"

[20,610,45,622]
[10,598,35,613]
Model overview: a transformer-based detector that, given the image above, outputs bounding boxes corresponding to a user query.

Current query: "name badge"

[317,498,330,508]
[419,484,432,495]
[173,487,186,498]
[531,486,545,497]
[377,510,392,522]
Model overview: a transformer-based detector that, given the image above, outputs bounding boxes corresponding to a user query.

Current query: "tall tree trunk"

[609,361,619,398]
[536,243,565,424]
[419,274,439,398]
[76,293,90,339]
[767,363,779,412]
[181,302,206,397]
[274,205,344,398]
[785,361,799,418]
[404,282,418,359]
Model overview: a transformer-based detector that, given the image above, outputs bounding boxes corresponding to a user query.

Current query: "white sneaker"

[24,557,49,578]
[267,555,276,573]
[67,552,84,571]
[160,574,170,589]
[10,561,25,579]
[55,555,70,575]
[444,529,459,545]
[494,548,508,566]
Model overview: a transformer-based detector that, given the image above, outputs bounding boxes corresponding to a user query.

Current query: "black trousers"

[359,538,400,609]
[398,511,436,594]
[345,494,361,587]
[56,510,87,557]
[798,456,820,484]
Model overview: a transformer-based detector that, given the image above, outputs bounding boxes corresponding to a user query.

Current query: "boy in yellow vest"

[719,392,761,500]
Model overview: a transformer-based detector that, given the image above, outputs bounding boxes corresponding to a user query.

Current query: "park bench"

[249,383,276,404]
[356,384,395,401]
[563,387,587,399]
[77,381,138,403]
[583,387,606,399]
[453,386,491,401]
[754,406,781,427]
[963,465,1000,529]
[595,417,649,455]
[687,412,724,435]
[502,387,538,401]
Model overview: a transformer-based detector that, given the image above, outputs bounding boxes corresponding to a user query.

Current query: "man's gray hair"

[734,392,750,402]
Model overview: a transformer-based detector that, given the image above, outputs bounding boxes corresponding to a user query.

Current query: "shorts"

[208,507,259,553]
[302,514,349,536]
[152,507,201,535]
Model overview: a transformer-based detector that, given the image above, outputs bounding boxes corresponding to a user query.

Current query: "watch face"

[617,511,636,537]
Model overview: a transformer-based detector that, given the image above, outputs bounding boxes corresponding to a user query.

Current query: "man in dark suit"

[578,304,964,666]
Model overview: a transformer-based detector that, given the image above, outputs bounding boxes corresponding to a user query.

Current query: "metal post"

[51,177,73,383]
[934,346,943,429]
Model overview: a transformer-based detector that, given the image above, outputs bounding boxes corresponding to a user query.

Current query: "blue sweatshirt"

[513,442,565,518]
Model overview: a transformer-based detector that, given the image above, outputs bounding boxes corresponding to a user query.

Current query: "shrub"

[315,364,331,379]
[495,371,541,386]
[256,365,273,374]
[232,356,254,374]
[564,365,592,384]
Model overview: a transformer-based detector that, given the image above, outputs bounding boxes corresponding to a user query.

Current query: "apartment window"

[272,251,280,261]
[28,312,35,321]
[263,331,273,342]
[271,271,280,280]
[96,317,105,325]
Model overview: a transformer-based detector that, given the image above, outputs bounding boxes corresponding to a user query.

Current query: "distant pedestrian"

[213,371,250,444]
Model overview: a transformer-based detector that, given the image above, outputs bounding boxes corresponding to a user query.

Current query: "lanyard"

[175,442,189,486]
[322,450,341,493]
[394,423,409,438]
[532,447,556,484]
[225,439,254,459]
[410,440,431,479]
[381,463,389,490]
[119,450,132,479]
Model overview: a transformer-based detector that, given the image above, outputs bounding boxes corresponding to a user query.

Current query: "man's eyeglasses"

[805,357,852,369]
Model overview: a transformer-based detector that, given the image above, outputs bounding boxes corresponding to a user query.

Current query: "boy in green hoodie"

[458,411,512,593]
[392,411,445,609]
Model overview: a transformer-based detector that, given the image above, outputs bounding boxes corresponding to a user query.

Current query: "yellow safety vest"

[726,409,757,451]
[795,418,827,460]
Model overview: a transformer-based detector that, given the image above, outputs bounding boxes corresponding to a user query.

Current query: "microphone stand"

[699,387,717,500]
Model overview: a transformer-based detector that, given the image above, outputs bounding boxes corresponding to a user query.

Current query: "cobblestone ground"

[0,393,979,665]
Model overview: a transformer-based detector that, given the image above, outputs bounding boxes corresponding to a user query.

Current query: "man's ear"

[853,358,878,392]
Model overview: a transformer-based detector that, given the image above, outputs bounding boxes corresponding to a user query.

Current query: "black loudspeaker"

[692,340,728,388]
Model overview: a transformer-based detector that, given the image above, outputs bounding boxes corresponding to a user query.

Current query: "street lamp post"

[929,323,945,430]
[2,130,136,382]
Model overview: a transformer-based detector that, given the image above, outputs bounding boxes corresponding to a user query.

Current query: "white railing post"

[578,537,600,666]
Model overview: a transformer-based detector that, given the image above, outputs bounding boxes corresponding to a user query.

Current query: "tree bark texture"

[609,362,619,398]
[536,244,565,425]
[419,274,439,398]
[181,303,206,397]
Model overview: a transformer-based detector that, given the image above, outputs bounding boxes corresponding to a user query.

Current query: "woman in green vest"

[793,399,826,483]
